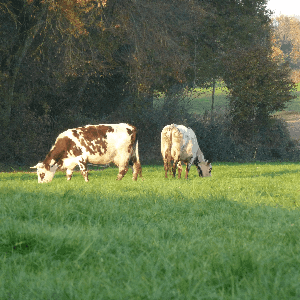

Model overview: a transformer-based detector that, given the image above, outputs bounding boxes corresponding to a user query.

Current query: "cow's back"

[170,125,193,161]
[176,125,205,162]
[61,123,136,165]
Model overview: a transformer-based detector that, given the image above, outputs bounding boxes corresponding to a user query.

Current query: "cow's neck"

[196,148,205,162]
[43,153,60,170]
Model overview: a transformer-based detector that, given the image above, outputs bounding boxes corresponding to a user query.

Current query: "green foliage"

[1,163,300,299]
[224,47,295,122]
[223,46,296,146]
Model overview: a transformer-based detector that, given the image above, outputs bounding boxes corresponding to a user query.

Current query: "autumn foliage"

[271,16,300,82]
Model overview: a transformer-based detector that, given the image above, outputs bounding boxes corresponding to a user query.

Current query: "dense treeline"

[0,0,298,167]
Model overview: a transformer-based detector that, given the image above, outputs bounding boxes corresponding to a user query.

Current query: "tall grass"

[1,163,300,299]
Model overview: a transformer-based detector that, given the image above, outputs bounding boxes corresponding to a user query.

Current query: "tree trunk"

[211,78,216,122]
[1,5,47,126]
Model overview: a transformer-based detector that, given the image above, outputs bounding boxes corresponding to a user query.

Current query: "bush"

[255,118,300,161]
[0,106,99,167]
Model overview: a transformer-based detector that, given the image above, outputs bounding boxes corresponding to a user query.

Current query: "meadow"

[1,163,300,299]
[186,82,300,116]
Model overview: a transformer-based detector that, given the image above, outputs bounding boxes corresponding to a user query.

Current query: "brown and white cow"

[31,123,142,183]
[161,124,212,179]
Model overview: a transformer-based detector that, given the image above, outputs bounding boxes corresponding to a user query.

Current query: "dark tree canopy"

[0,0,296,164]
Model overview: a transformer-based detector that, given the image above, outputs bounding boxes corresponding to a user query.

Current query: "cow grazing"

[31,123,142,183]
[161,124,212,179]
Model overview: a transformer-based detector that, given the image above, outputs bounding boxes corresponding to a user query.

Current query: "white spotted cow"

[161,124,212,179]
[31,123,142,183]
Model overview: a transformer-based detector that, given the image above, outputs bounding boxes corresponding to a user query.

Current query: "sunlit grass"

[1,163,300,299]
[153,82,300,116]
[190,81,300,115]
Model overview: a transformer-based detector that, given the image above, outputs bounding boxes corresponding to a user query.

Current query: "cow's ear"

[30,163,44,169]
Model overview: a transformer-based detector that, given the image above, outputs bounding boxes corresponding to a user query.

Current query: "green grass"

[153,82,300,116]
[187,85,229,115]
[187,82,300,115]
[1,163,300,299]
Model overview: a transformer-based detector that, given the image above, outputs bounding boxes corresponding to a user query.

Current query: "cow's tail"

[132,138,142,181]
[135,140,140,164]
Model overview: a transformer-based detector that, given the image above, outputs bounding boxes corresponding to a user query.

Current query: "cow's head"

[30,162,58,183]
[196,161,212,177]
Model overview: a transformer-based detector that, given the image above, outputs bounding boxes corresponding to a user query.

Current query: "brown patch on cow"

[76,125,114,155]
[126,128,133,135]
[72,130,80,139]
[44,136,82,167]
[40,173,45,180]
[127,126,137,154]
[78,157,86,165]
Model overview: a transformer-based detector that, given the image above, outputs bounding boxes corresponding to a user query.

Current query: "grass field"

[1,163,300,299]
[187,82,300,115]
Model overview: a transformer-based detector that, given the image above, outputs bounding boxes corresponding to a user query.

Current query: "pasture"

[187,82,300,116]
[1,163,300,299]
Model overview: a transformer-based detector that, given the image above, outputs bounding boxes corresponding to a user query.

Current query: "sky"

[266,0,300,17]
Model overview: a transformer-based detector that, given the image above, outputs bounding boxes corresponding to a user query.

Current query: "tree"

[0,0,48,126]
[272,16,300,68]
[223,46,295,146]
[0,0,296,165]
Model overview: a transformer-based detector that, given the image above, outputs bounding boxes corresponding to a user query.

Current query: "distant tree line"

[0,0,298,167]
[271,15,300,82]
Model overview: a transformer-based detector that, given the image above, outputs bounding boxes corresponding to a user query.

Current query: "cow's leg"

[117,164,129,180]
[168,158,173,177]
[172,160,178,177]
[66,169,73,181]
[78,159,89,182]
[185,159,194,179]
[132,160,142,181]
[185,163,190,179]
[163,157,169,178]
[177,161,183,179]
